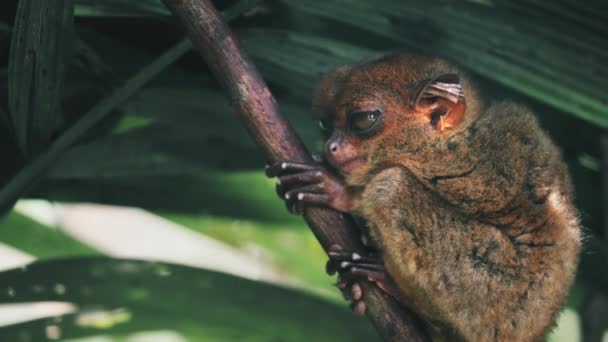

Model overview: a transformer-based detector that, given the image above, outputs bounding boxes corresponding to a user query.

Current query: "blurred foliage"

[0,258,376,341]
[162,208,337,298]
[0,0,606,340]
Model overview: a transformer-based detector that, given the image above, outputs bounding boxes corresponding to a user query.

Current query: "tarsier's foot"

[326,244,387,316]
[265,159,352,215]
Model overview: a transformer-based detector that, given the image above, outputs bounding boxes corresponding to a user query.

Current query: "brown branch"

[161,0,429,340]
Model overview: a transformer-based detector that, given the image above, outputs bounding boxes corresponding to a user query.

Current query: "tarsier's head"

[313,53,482,183]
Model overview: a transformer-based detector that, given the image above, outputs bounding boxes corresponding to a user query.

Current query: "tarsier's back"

[272,52,581,341]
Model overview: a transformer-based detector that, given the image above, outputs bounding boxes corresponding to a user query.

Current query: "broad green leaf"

[0,211,98,259]
[0,258,378,341]
[8,0,75,157]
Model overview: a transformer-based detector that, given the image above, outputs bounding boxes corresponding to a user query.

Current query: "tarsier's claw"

[265,161,321,177]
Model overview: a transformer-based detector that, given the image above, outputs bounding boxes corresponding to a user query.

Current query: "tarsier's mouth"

[337,157,366,175]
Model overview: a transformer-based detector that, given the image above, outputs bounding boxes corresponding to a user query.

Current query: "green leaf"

[8,0,75,157]
[0,211,98,259]
[0,258,378,341]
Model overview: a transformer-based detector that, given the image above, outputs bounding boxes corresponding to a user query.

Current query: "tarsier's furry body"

[270,53,581,341]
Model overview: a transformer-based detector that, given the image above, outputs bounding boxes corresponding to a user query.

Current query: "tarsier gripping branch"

[266,53,581,341]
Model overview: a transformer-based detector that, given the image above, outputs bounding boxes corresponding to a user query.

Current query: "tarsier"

[266,53,581,341]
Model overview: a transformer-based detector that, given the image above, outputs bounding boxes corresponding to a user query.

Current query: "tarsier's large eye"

[348,110,382,134]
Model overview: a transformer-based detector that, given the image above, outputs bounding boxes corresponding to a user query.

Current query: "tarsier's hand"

[265,158,353,215]
[326,244,385,315]
[266,158,402,316]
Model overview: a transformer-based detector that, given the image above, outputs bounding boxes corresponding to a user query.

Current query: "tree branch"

[161,0,429,340]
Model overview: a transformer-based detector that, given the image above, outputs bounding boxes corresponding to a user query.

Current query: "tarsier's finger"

[282,186,326,215]
[327,259,384,276]
[283,197,299,215]
[327,250,381,264]
[294,192,331,205]
[292,201,303,216]
[285,192,332,215]
[338,261,384,273]
[277,181,325,199]
[351,300,367,316]
[351,282,363,301]
[284,198,311,216]
[265,161,321,177]
[292,200,306,216]
[326,259,339,275]
[326,245,345,275]
[284,184,327,200]
[339,267,385,284]
[277,170,324,188]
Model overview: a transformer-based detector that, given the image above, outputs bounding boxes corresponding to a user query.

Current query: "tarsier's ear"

[410,73,466,132]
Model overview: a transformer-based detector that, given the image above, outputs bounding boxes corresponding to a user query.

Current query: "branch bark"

[161,0,429,341]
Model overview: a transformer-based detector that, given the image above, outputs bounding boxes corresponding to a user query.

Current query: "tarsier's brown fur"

[314,54,581,341]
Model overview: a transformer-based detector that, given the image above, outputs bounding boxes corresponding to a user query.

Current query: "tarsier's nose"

[326,133,344,157]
